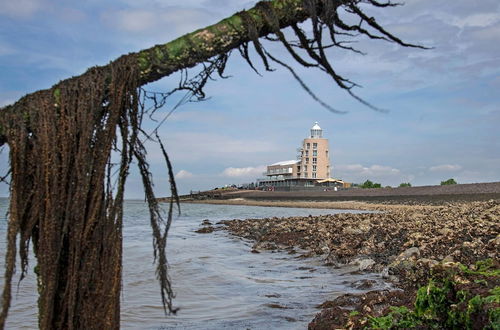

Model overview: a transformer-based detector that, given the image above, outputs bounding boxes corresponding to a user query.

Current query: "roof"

[311,122,321,130]
[270,160,300,166]
[316,178,344,183]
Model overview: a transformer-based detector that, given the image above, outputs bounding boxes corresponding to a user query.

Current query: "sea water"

[0,199,388,329]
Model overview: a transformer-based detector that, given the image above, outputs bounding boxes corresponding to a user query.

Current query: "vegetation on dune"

[361,180,382,189]
[441,178,458,185]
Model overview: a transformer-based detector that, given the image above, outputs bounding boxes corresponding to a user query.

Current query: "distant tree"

[361,180,382,189]
[440,178,458,185]
[399,182,412,187]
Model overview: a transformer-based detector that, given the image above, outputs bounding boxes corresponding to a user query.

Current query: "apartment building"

[258,122,334,188]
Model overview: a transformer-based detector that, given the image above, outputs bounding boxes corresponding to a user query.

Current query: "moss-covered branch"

[135,0,313,85]
[0,0,319,146]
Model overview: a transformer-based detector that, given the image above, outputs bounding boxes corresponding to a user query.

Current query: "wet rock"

[309,290,412,330]
[201,219,212,225]
[350,279,376,290]
[264,303,290,309]
[195,226,214,234]
[264,293,281,298]
[351,258,376,271]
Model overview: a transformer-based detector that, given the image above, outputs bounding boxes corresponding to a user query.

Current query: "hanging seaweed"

[0,54,181,329]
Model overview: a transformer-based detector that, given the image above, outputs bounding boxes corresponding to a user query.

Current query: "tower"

[297,122,330,179]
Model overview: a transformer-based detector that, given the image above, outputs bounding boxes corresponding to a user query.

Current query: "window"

[313,143,317,149]
[312,150,317,157]
[306,143,310,149]
[312,173,317,178]
[304,165,307,171]
[312,158,317,164]
[306,158,309,164]
[312,165,316,172]
[305,150,309,157]
[304,172,308,178]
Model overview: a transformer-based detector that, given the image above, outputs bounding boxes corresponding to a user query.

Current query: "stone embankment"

[198,200,499,328]
[190,182,500,204]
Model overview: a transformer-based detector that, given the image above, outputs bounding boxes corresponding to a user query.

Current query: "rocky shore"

[197,200,499,328]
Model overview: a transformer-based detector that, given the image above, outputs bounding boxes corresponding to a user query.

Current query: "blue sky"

[0,0,499,197]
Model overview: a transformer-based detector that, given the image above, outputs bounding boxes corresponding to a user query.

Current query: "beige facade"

[297,122,330,179]
[260,122,331,185]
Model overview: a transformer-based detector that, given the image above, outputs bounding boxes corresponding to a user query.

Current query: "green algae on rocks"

[366,260,499,330]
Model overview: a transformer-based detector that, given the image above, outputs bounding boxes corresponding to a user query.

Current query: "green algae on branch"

[135,0,309,85]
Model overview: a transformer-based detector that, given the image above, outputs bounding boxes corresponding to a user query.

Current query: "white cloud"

[429,164,462,172]
[101,7,212,36]
[175,169,194,179]
[336,164,401,176]
[0,0,43,18]
[452,13,500,29]
[103,9,158,32]
[221,165,266,178]
[157,132,278,163]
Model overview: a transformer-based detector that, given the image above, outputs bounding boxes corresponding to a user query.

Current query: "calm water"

[0,199,388,329]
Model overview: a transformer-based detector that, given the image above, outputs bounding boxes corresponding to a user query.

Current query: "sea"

[0,199,389,329]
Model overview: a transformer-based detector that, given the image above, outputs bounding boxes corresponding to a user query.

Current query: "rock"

[202,219,212,225]
[352,258,376,271]
[398,247,420,260]
[343,227,364,235]
[195,226,214,233]
[351,279,376,289]
[442,254,454,263]
[438,227,453,236]
[418,258,439,267]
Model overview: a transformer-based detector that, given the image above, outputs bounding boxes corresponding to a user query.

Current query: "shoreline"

[167,181,500,205]
[182,198,437,212]
[196,199,499,328]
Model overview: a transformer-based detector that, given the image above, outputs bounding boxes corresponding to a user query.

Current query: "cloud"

[451,13,500,29]
[175,169,194,179]
[158,131,279,163]
[221,166,266,178]
[101,7,212,36]
[335,164,401,176]
[0,0,43,18]
[103,9,157,32]
[429,164,462,172]
[333,164,405,185]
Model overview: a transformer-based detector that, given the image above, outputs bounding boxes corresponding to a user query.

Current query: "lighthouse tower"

[297,122,330,179]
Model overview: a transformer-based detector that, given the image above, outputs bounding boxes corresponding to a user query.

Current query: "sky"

[0,0,499,198]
